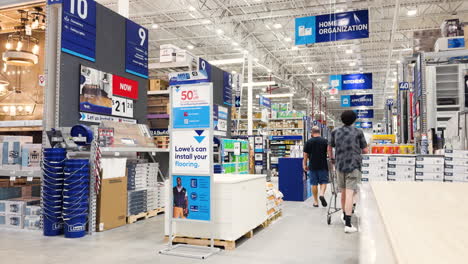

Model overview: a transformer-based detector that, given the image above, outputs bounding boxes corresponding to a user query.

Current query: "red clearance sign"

[112,75,139,99]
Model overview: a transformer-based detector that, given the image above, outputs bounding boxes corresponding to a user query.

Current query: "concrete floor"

[0,198,358,264]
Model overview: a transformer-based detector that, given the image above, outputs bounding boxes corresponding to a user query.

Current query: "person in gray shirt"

[328,110,368,233]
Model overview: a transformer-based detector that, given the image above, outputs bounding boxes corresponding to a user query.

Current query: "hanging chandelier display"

[2,8,45,67]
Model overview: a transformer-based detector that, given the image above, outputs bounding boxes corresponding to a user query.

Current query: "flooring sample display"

[371,182,468,264]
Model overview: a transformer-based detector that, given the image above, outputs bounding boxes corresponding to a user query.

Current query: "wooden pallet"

[164,210,282,250]
[127,207,165,224]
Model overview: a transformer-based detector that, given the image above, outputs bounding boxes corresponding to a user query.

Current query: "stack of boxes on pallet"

[154,136,169,149]
[361,155,388,181]
[0,199,40,230]
[415,155,444,182]
[444,149,468,182]
[147,95,170,115]
[387,155,416,181]
[127,161,164,216]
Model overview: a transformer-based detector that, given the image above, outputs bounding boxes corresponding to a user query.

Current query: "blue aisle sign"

[399,82,409,91]
[48,0,62,4]
[448,37,465,49]
[341,94,373,107]
[295,9,369,45]
[386,99,394,106]
[125,19,148,79]
[168,71,209,85]
[354,109,374,119]
[199,58,211,80]
[329,73,372,90]
[62,0,96,62]
[259,96,271,108]
[223,71,232,106]
[355,121,373,129]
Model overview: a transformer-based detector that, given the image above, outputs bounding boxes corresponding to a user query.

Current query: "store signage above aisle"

[169,71,209,85]
[223,71,232,106]
[355,121,372,129]
[386,99,394,106]
[79,112,136,124]
[48,0,62,4]
[61,0,97,62]
[233,74,242,108]
[125,19,149,79]
[259,96,271,108]
[399,82,409,91]
[329,73,372,90]
[295,9,369,45]
[213,105,228,136]
[270,135,302,140]
[172,83,212,129]
[199,58,212,81]
[354,109,374,119]
[340,94,373,107]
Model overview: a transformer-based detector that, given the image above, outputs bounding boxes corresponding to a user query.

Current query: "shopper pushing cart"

[328,110,368,233]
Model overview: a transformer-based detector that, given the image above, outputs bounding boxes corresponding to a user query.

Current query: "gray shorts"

[337,169,361,191]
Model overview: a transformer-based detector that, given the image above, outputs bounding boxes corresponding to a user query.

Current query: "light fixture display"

[0,89,36,116]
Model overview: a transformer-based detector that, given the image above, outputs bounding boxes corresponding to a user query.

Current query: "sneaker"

[344,225,358,233]
[341,214,346,225]
[319,196,328,207]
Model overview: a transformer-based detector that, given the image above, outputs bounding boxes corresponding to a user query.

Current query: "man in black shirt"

[303,126,329,207]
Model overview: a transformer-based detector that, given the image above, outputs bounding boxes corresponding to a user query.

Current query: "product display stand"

[159,75,220,259]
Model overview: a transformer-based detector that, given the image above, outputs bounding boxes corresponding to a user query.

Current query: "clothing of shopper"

[303,126,329,208]
[173,177,188,219]
[328,110,368,233]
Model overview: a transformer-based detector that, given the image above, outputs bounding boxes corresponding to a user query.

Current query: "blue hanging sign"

[259,96,271,108]
[199,58,212,81]
[61,0,96,62]
[295,9,369,45]
[168,71,209,85]
[356,121,373,129]
[223,71,232,106]
[341,94,373,107]
[329,73,372,90]
[399,82,409,91]
[354,109,374,119]
[386,99,394,106]
[125,19,148,79]
[48,0,62,4]
[269,135,303,140]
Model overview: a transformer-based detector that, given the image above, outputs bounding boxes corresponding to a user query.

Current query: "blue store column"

[278,158,308,201]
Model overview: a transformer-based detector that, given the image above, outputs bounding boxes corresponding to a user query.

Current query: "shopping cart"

[326,159,341,225]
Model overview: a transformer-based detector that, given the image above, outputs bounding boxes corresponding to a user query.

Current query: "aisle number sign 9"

[126,19,149,79]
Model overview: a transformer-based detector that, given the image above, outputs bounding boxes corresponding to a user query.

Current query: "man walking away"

[328,111,368,233]
[303,126,329,208]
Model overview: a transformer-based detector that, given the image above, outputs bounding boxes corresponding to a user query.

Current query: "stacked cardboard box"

[387,155,416,181]
[154,136,169,149]
[147,96,170,114]
[444,149,468,182]
[0,198,40,230]
[361,155,388,181]
[127,162,164,215]
[149,79,169,91]
[415,155,444,182]
[128,189,148,216]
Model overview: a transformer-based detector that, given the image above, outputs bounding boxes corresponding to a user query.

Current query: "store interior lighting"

[187,45,194,50]
[209,58,244,65]
[284,37,292,42]
[0,89,36,116]
[260,93,294,98]
[345,49,353,54]
[151,23,159,29]
[273,23,282,29]
[242,81,276,87]
[407,9,417,16]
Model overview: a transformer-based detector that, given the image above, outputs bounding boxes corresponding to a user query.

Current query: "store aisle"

[0,199,358,264]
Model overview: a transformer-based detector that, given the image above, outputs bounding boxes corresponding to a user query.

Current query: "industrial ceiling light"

[262,93,294,98]
[284,37,292,42]
[273,23,282,29]
[151,23,159,29]
[345,49,353,54]
[242,81,276,87]
[188,6,196,12]
[396,60,401,63]
[407,9,417,16]
[216,29,224,35]
[317,78,322,82]
[349,62,356,67]
[187,45,194,50]
[291,46,299,51]
[232,42,239,46]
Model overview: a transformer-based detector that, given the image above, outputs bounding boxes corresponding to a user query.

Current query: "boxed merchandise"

[415,164,444,173]
[25,205,41,216]
[445,149,468,159]
[0,136,33,170]
[0,213,4,225]
[160,44,179,63]
[415,155,444,165]
[100,122,155,148]
[3,214,24,229]
[388,156,416,165]
[444,164,468,174]
[21,144,41,171]
[5,200,26,215]
[387,171,414,181]
[444,172,468,182]
[444,157,468,166]
[176,50,195,64]
[97,158,128,232]
[24,215,41,230]
[387,164,415,173]
[361,170,387,181]
[415,171,444,181]
[362,154,388,164]
[149,79,169,91]
[362,163,387,171]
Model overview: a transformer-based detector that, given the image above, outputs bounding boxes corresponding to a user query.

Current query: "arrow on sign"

[195,130,204,136]
[194,136,206,143]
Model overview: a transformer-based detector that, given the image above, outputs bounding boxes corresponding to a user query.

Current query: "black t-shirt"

[303,136,328,170]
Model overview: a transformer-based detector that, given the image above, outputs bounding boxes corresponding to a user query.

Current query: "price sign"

[125,19,148,78]
[62,0,97,62]
[172,83,212,129]
[112,97,134,118]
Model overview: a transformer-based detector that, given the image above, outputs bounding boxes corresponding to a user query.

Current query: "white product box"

[388,156,416,165]
[362,170,387,181]
[444,157,468,166]
[160,44,180,63]
[444,165,468,174]
[25,205,41,216]
[445,149,468,159]
[415,171,444,181]
[21,144,41,171]
[0,201,6,213]
[443,172,468,181]
[362,155,388,164]
[415,155,444,165]
[5,201,25,215]
[415,164,444,173]
[387,164,415,173]
[361,163,387,171]
[4,214,24,229]
[24,215,41,230]
[387,170,415,181]
[176,50,196,64]
[0,213,4,225]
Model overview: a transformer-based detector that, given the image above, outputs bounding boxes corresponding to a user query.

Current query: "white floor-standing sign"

[160,73,220,259]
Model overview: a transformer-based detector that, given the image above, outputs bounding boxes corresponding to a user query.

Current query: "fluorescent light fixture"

[317,78,322,82]
[267,69,272,73]
[209,58,244,65]
[188,6,196,11]
[242,81,276,87]
[151,24,159,29]
[336,8,344,12]
[232,42,239,46]
[216,29,224,35]
[273,23,282,29]
[291,46,299,51]
[345,49,353,54]
[407,9,417,16]
[202,19,211,24]
[349,62,356,66]
[284,37,292,42]
[307,67,313,71]
[254,58,259,62]
[187,45,194,50]
[396,60,401,63]
[232,70,237,74]
[262,93,294,98]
